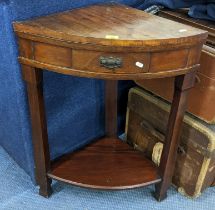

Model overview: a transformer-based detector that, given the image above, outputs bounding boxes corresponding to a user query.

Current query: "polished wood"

[15,31,206,53]
[154,72,196,201]
[34,42,72,67]
[48,137,161,189]
[13,3,207,80]
[13,3,207,201]
[18,38,33,58]
[72,50,150,74]
[18,57,200,80]
[150,49,188,72]
[22,65,52,197]
[13,4,207,50]
[105,80,118,137]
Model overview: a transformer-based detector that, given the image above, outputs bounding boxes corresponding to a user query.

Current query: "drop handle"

[100,56,122,69]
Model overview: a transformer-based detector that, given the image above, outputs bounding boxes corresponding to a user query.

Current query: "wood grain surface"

[48,137,161,189]
[14,3,207,80]
[13,3,207,50]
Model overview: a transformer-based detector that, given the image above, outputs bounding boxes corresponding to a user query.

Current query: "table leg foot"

[39,179,53,198]
[154,183,167,201]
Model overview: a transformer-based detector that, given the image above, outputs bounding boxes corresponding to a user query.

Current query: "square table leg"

[154,72,196,201]
[105,80,118,138]
[22,65,52,197]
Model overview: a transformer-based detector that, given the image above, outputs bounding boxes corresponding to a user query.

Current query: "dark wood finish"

[13,4,207,50]
[18,57,200,80]
[18,38,33,58]
[34,42,72,67]
[150,49,189,72]
[22,65,52,197]
[72,50,150,74]
[15,31,206,53]
[126,87,215,198]
[13,3,207,201]
[105,80,118,137]
[154,72,196,201]
[13,4,207,80]
[48,137,161,189]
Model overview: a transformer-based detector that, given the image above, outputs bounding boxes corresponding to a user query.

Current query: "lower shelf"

[48,137,161,189]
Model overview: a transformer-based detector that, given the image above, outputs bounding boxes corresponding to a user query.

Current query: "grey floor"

[0,146,214,210]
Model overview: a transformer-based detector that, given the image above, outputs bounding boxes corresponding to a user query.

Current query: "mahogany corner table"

[13,3,207,201]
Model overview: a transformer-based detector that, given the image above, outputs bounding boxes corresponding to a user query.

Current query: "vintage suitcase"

[125,87,215,198]
[135,9,215,124]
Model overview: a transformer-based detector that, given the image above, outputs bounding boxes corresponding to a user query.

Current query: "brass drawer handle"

[100,56,122,69]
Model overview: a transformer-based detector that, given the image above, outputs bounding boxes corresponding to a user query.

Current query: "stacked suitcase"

[126,9,215,198]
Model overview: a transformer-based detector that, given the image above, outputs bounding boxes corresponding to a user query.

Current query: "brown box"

[126,87,215,198]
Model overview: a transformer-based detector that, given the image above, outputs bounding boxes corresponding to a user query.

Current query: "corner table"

[13,3,207,201]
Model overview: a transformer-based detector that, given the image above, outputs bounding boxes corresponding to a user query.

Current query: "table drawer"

[72,50,150,74]
[20,40,198,77]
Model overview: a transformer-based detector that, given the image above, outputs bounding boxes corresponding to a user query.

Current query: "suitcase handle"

[140,119,185,155]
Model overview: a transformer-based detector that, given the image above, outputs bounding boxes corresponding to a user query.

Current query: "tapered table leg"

[105,80,118,138]
[154,72,196,201]
[22,65,52,197]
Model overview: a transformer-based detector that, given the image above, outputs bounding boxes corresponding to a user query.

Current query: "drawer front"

[34,42,72,67]
[19,39,199,78]
[72,50,150,74]
[150,49,189,72]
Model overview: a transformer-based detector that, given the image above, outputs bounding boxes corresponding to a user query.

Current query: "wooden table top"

[13,3,207,51]
[14,3,208,80]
